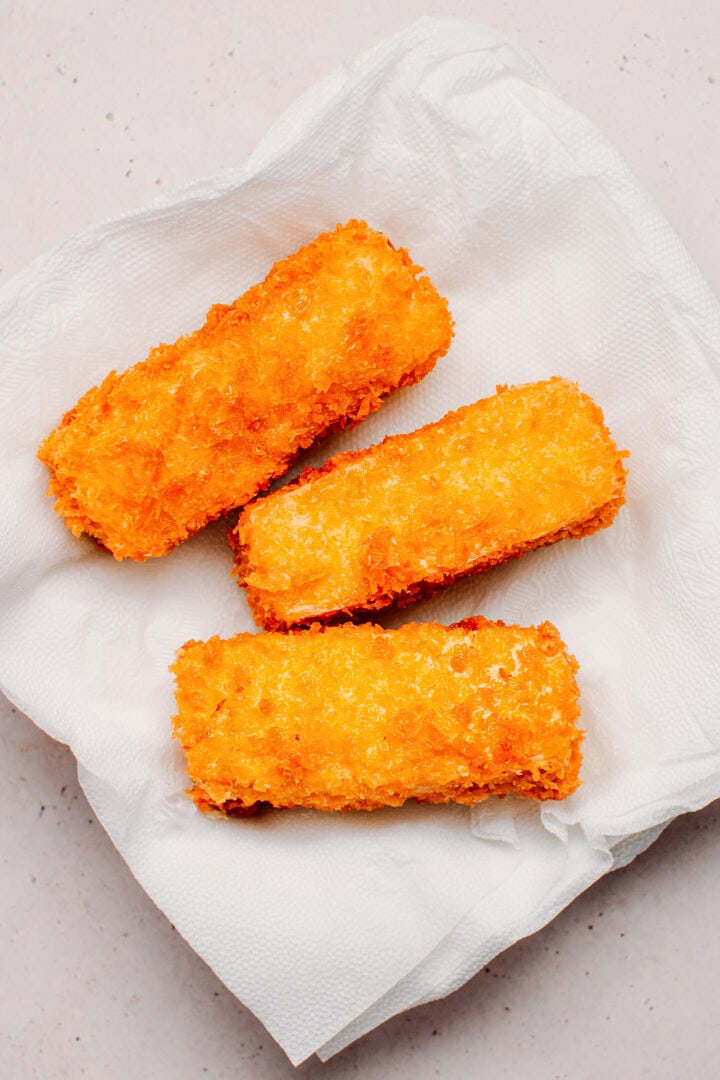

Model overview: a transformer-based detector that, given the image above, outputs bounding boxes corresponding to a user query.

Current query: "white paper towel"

[2,18,720,1064]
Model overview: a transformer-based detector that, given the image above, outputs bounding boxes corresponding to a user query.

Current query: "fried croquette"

[171,617,583,814]
[37,220,453,561]
[233,378,628,630]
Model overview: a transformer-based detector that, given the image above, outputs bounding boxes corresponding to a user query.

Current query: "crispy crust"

[37,220,453,560]
[233,378,628,630]
[171,618,583,814]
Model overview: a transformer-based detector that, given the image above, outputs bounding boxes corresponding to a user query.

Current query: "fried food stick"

[37,220,453,561]
[234,378,628,630]
[171,618,582,814]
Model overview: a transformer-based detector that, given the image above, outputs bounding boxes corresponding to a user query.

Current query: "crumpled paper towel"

[1,17,720,1064]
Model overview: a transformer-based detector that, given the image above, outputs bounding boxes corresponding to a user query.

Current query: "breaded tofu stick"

[171,617,582,814]
[37,220,453,561]
[234,378,628,630]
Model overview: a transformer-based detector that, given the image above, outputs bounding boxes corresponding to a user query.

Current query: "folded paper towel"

[1,17,720,1065]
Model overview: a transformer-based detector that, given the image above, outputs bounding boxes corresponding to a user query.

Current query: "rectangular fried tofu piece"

[171,618,583,814]
[234,378,628,629]
[37,220,453,561]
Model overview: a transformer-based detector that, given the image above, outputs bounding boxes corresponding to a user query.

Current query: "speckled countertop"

[1,3,719,1077]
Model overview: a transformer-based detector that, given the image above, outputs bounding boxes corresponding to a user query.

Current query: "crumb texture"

[235,377,628,628]
[171,618,583,814]
[38,220,453,560]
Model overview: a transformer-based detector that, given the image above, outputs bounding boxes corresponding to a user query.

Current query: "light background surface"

[1,2,718,1077]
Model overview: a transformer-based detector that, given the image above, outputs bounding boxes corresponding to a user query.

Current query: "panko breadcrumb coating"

[234,378,628,629]
[171,618,583,814]
[37,220,453,560]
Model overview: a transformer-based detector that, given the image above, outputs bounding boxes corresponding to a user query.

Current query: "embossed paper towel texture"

[1,18,719,1065]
